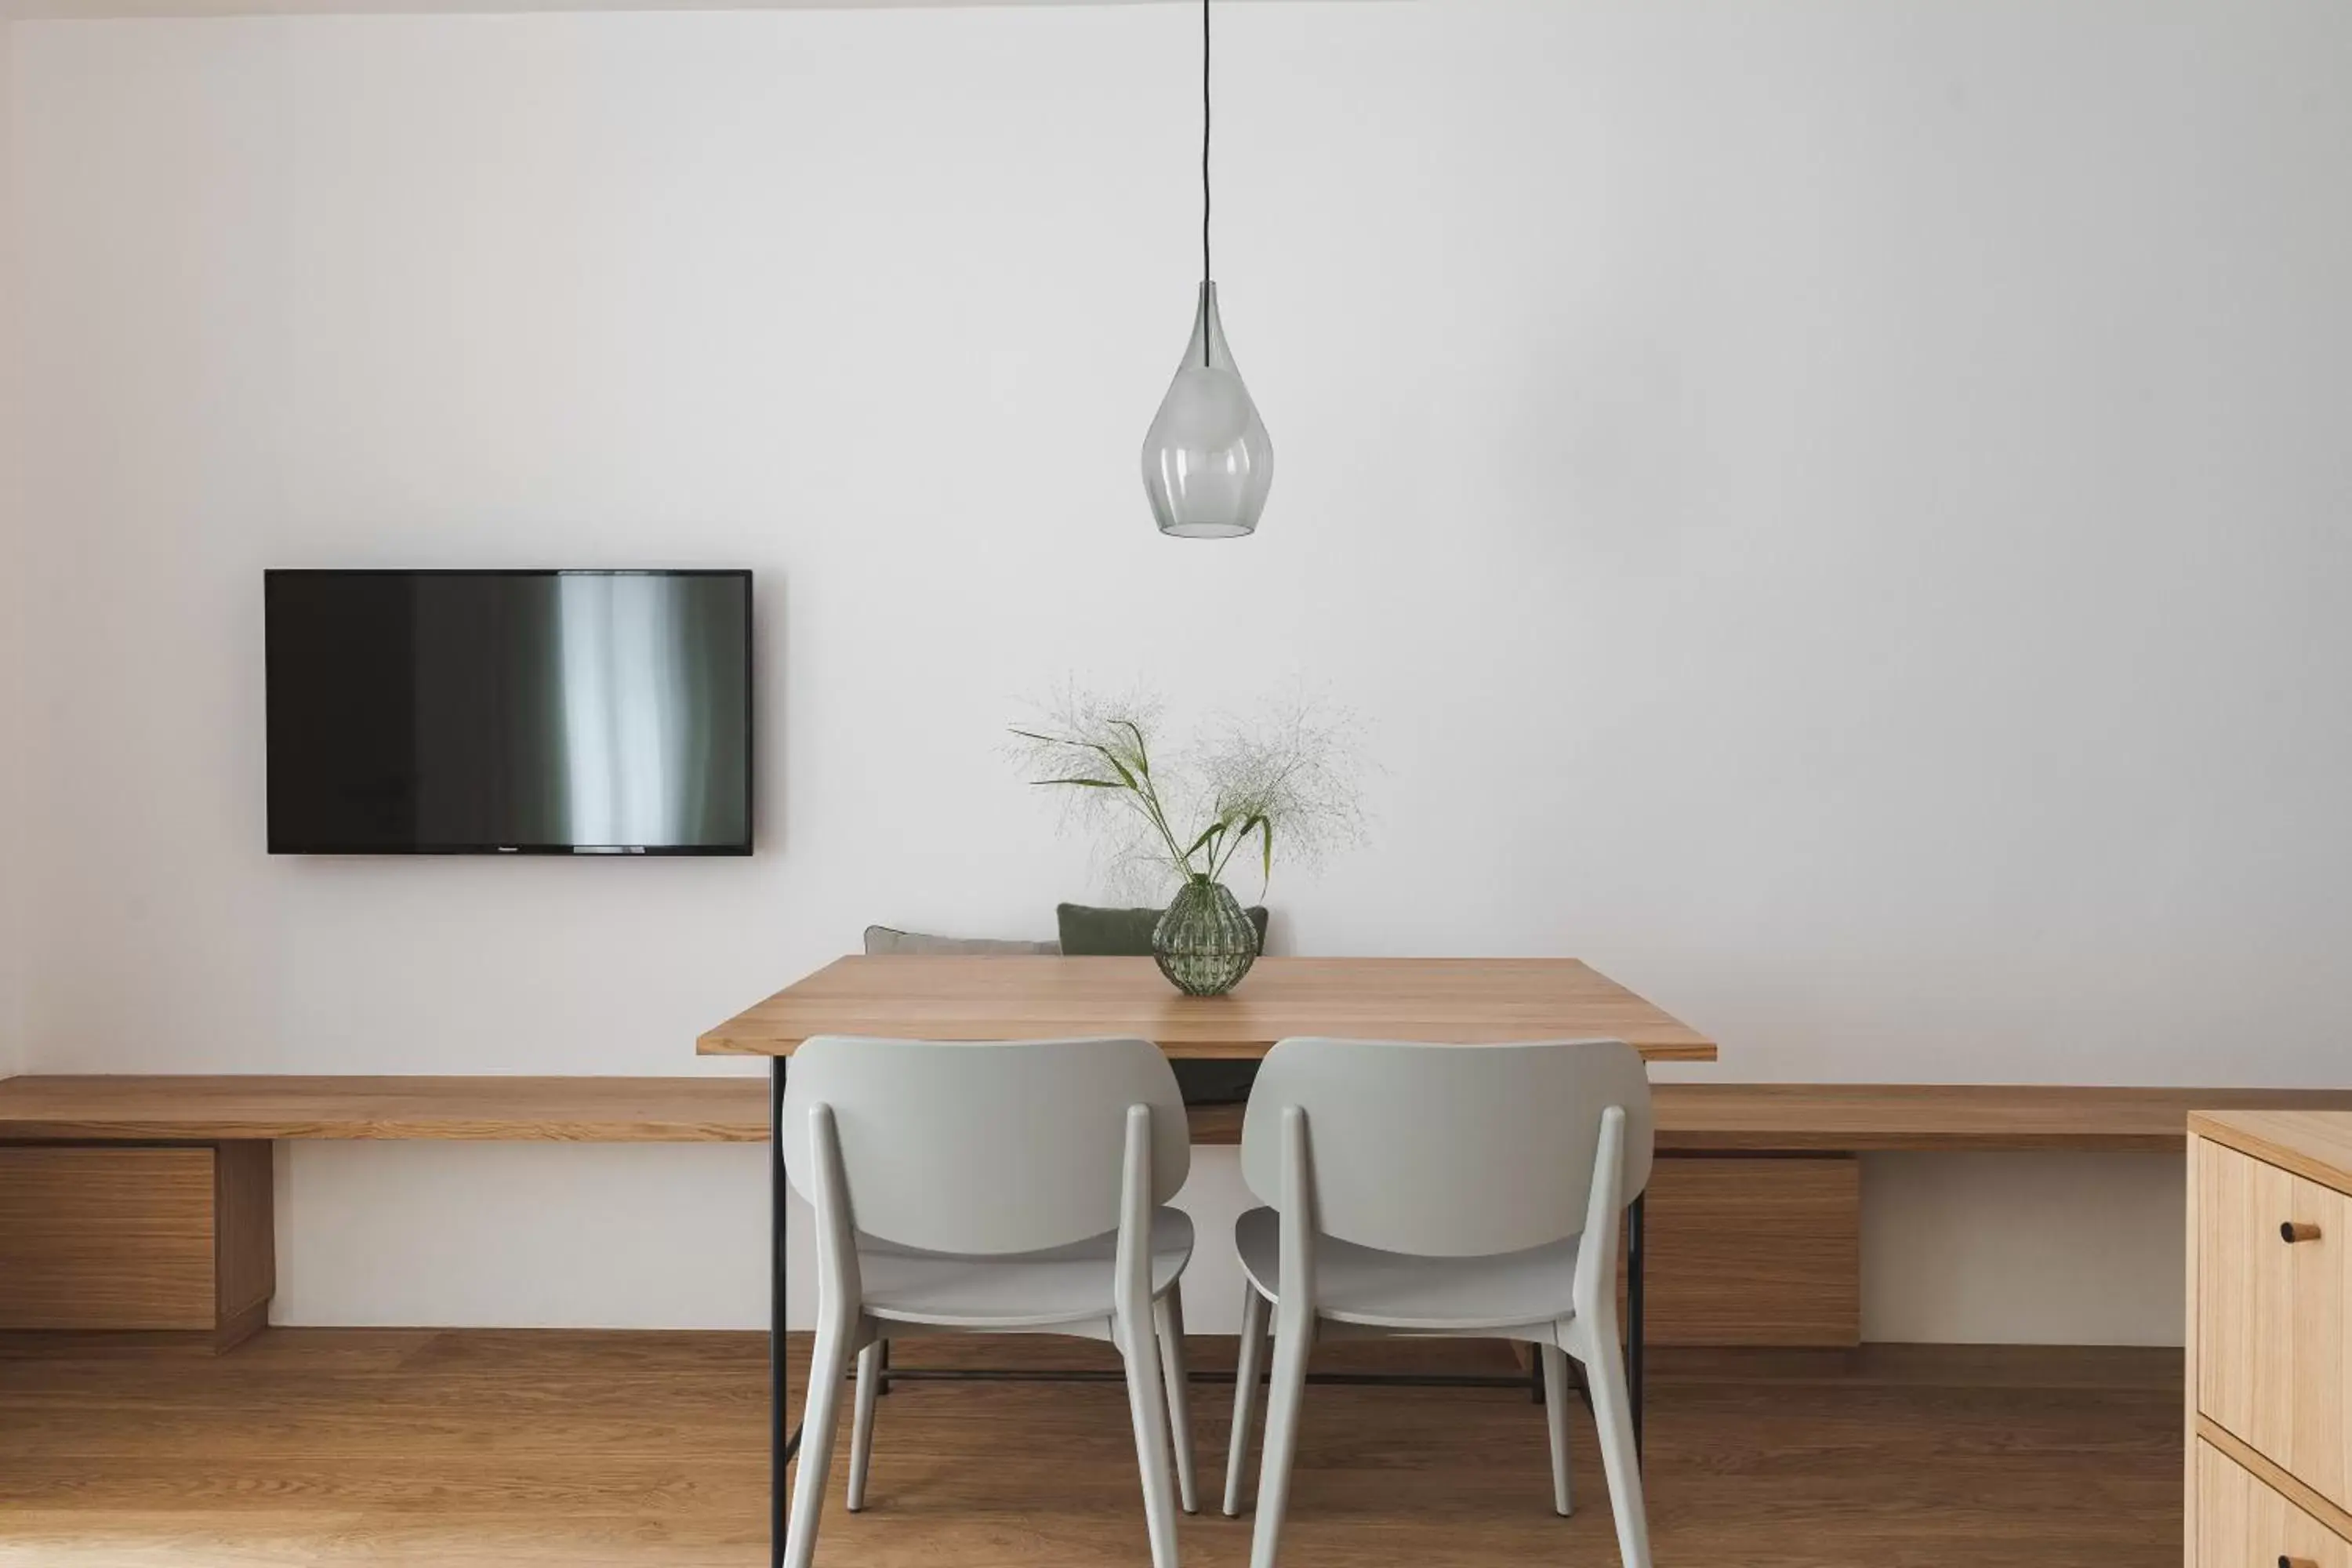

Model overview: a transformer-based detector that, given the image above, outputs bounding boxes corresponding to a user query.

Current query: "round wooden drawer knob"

[2281,1221,2324,1243]
[2281,1556,2318,1568]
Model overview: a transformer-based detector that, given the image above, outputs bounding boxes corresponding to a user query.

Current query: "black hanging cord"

[1201,0,1212,366]
[1203,0,1213,289]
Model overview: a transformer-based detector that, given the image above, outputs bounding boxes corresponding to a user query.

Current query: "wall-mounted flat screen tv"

[266,569,753,855]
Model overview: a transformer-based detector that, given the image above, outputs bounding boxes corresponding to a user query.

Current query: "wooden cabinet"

[2200,1440,2352,1568]
[1637,1154,1860,1347]
[2190,1111,2352,1565]
[2198,1141,2350,1507]
[0,1142,274,1348]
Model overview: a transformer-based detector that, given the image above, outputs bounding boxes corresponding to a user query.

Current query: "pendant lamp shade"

[1142,282,1273,539]
[1143,0,1270,538]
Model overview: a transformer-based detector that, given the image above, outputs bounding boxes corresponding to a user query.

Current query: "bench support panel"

[1638,1153,1862,1348]
[0,1141,273,1351]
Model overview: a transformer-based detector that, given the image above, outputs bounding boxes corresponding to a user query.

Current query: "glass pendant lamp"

[1142,0,1272,539]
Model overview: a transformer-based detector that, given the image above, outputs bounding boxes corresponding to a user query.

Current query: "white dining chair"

[1221,1036,1655,1568]
[779,1035,1200,1568]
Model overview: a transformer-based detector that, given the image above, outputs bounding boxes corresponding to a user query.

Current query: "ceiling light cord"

[1203,0,1214,343]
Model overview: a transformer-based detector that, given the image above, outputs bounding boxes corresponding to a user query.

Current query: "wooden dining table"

[699,954,1717,1568]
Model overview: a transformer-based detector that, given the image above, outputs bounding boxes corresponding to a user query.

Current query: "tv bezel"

[263,567,755,857]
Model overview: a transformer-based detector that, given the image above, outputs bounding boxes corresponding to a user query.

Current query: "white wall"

[11,0,2352,1340]
[0,20,25,1082]
[277,1143,2198,1345]
[1862,1151,2187,1346]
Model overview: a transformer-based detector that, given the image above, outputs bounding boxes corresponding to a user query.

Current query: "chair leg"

[1248,1315,1311,1568]
[846,1339,882,1513]
[1154,1287,1200,1514]
[1118,1315,1183,1568]
[784,1318,854,1568]
[1540,1343,1574,1517]
[1222,1284,1270,1517]
[1581,1334,1654,1568]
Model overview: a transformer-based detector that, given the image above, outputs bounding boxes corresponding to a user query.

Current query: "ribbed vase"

[1152,876,1260,996]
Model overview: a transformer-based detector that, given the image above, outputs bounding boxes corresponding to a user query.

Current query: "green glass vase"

[1152,876,1261,996]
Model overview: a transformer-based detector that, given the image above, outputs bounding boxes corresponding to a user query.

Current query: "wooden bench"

[7,1076,2352,1352]
[0,1076,768,1144]
[1200,1082,2352,1151]
[13,1075,2334,1149]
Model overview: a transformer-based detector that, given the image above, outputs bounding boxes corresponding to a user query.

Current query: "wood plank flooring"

[0,1330,2183,1566]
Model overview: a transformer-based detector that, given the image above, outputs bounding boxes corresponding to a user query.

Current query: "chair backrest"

[1240,1037,1653,1258]
[781,1036,1189,1256]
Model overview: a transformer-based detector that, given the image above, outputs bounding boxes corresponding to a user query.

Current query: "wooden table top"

[694,955,1719,1062]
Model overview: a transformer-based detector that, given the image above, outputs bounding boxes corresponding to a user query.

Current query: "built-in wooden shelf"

[0,1075,770,1143]
[9,1074,2350,1356]
[1648,1083,2352,1154]
[8,1075,2352,1149]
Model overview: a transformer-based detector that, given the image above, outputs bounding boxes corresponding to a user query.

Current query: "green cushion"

[1055,901,1270,957]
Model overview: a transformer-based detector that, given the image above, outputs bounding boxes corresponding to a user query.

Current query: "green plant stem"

[1208,815,1263,887]
[1127,774,1199,879]
[1020,717,1311,892]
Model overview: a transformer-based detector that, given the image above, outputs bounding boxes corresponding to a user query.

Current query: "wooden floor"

[0,1330,2183,1566]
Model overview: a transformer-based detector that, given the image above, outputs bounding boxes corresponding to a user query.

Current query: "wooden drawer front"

[1635,1155,1860,1347]
[0,1147,217,1330]
[2199,1440,2352,1568]
[2200,1139,2351,1512]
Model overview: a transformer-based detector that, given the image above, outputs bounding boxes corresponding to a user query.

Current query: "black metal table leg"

[1627,1191,1646,1461]
[771,1058,796,1568]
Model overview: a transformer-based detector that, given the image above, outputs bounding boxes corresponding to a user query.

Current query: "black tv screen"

[266,570,753,855]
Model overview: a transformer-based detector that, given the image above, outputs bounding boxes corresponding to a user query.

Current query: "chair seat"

[1234,1206,1581,1332]
[856,1207,1196,1329]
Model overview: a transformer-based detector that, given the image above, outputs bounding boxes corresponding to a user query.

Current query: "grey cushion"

[863,925,1060,957]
